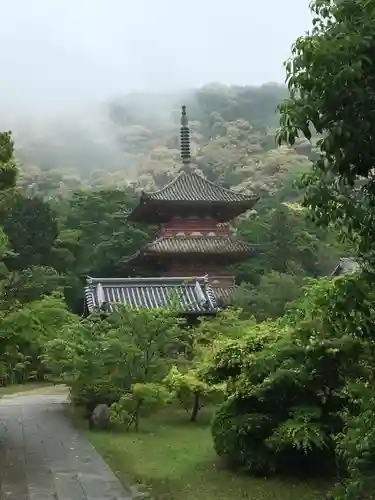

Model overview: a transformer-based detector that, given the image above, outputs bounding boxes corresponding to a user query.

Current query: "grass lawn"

[0,381,64,397]
[87,408,330,500]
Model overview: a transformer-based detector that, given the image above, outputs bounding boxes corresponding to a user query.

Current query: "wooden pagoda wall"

[157,219,230,237]
[165,263,235,288]
[157,217,236,291]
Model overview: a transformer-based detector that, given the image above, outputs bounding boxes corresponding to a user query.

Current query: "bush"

[212,396,276,475]
[164,365,224,422]
[71,380,122,416]
[110,383,172,431]
[0,294,77,385]
[331,381,375,500]
[209,277,375,479]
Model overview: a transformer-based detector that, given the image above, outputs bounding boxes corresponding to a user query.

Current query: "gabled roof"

[143,235,255,255]
[84,276,218,315]
[142,171,257,204]
[330,257,360,277]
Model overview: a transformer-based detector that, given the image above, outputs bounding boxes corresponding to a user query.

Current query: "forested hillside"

[14,83,316,197]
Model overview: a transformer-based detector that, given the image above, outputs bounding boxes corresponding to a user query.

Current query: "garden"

[2,0,375,498]
[40,271,375,500]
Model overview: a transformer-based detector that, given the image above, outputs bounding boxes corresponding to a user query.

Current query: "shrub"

[164,365,224,422]
[110,383,172,431]
[331,381,375,500]
[212,396,276,474]
[209,277,375,478]
[0,294,77,385]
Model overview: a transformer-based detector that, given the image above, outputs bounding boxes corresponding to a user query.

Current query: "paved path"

[0,392,132,499]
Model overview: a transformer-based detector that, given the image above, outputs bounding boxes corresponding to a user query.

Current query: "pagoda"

[125,105,258,304]
[84,105,258,315]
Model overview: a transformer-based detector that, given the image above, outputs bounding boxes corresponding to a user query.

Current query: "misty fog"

[0,0,312,173]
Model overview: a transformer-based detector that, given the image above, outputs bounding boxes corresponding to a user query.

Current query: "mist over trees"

[11,83,311,197]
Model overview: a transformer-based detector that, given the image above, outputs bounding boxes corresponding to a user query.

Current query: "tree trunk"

[190,392,200,422]
[134,400,142,432]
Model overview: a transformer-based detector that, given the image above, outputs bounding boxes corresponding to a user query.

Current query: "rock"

[89,404,110,430]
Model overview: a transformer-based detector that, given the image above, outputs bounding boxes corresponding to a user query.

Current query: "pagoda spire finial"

[180,104,191,169]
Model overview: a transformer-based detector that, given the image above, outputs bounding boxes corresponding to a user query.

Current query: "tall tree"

[0,131,17,191]
[277,0,375,259]
[1,195,58,270]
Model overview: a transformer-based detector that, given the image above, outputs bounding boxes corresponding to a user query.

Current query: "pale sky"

[0,0,312,113]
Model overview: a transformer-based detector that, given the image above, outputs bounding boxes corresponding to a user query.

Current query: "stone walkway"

[0,392,132,499]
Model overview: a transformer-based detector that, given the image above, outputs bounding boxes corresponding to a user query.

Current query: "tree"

[109,382,172,431]
[207,276,374,478]
[60,189,150,276]
[53,189,151,311]
[1,194,58,270]
[0,294,77,385]
[164,365,223,422]
[1,266,62,308]
[277,0,375,258]
[0,131,17,191]
[44,306,183,416]
[232,272,304,321]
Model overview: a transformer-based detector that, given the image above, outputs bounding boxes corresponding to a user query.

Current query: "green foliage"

[1,266,62,308]
[0,131,17,191]
[209,276,374,478]
[44,306,183,414]
[266,406,327,454]
[1,194,58,270]
[232,272,304,321]
[164,365,224,422]
[110,383,172,431]
[0,295,76,385]
[277,0,375,258]
[331,381,375,500]
[195,308,249,343]
[0,228,9,259]
[275,3,375,493]
[53,189,151,311]
[232,202,343,319]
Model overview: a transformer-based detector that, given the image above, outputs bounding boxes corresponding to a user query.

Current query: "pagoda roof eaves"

[84,274,217,315]
[140,171,258,204]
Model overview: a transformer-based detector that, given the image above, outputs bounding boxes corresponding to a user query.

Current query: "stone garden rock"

[89,403,110,430]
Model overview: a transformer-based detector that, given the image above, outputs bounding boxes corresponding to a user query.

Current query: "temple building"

[84,105,258,315]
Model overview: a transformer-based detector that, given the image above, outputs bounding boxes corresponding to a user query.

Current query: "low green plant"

[164,365,224,422]
[109,382,172,431]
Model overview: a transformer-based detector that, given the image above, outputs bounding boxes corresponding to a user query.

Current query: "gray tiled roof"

[143,236,254,255]
[142,171,258,204]
[211,286,235,305]
[331,257,360,277]
[84,276,218,315]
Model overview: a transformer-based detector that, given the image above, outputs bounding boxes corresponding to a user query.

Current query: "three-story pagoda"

[84,106,258,315]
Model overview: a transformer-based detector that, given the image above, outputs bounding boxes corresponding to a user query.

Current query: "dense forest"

[2,25,372,497]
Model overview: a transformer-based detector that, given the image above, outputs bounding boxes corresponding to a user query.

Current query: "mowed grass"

[0,381,57,397]
[87,408,329,500]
